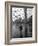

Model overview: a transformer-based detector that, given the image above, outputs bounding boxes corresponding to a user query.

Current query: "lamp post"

[24,8,27,37]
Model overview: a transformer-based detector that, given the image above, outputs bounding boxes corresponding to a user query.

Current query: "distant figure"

[19,25,22,38]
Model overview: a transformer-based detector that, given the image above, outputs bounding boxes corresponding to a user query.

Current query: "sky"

[12,7,32,22]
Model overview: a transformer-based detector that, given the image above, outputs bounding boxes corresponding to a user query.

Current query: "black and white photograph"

[5,2,37,44]
[11,7,32,38]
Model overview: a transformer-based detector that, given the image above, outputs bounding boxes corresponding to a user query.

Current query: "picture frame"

[5,1,37,45]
